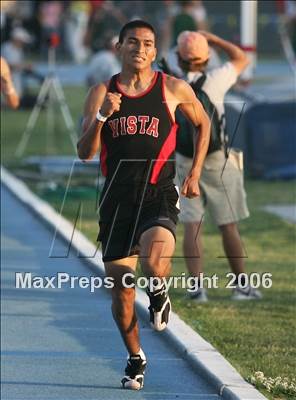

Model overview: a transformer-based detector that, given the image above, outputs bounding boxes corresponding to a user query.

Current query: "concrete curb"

[1,166,266,400]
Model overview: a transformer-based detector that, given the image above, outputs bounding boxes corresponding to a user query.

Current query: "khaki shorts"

[175,151,250,226]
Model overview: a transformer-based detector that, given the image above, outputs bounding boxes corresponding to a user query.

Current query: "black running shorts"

[97,183,179,262]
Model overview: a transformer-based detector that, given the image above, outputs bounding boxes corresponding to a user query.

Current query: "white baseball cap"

[11,27,32,44]
[177,31,209,63]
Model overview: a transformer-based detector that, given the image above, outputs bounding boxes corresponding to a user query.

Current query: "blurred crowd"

[0,1,210,60]
[0,0,212,101]
[1,0,295,102]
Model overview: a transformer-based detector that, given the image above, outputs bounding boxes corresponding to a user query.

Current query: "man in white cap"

[1,27,33,97]
[86,35,121,87]
[175,30,262,301]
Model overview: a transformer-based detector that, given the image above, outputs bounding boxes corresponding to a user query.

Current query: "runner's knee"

[141,256,171,277]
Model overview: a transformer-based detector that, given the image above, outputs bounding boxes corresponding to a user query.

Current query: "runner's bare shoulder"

[88,80,109,100]
[84,80,110,113]
[164,74,193,102]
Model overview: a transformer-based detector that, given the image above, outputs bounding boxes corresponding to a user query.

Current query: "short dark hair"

[118,20,156,44]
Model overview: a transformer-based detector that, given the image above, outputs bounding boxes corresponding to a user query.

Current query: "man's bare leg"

[105,256,147,390]
[219,222,245,275]
[104,256,140,355]
[183,222,203,278]
[139,226,175,330]
[219,222,262,299]
[139,226,175,278]
[183,222,245,276]
[182,222,208,300]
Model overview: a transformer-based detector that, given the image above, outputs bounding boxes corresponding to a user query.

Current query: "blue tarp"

[245,101,296,179]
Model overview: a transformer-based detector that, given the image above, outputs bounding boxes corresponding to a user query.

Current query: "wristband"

[96,110,108,122]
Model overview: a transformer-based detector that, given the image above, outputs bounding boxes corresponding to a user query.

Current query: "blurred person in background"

[171,0,208,47]
[1,0,17,44]
[65,0,91,63]
[162,1,220,75]
[1,27,44,108]
[284,0,296,53]
[276,0,296,68]
[118,0,146,20]
[158,0,178,57]
[38,0,64,57]
[86,34,120,87]
[0,56,19,109]
[174,31,262,302]
[85,0,127,53]
[1,1,40,53]
[1,27,33,97]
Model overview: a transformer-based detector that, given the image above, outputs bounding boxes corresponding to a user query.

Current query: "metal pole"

[46,47,56,153]
[240,0,258,82]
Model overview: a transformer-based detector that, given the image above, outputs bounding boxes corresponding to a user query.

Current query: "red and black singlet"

[100,71,178,187]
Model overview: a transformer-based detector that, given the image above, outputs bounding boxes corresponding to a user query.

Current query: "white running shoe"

[188,288,208,303]
[146,285,171,331]
[232,285,263,300]
[121,350,147,390]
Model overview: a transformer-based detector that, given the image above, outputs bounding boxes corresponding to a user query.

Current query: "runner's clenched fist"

[100,92,122,118]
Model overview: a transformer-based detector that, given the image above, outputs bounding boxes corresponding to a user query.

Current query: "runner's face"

[119,28,157,71]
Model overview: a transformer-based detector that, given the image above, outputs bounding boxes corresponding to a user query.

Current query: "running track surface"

[1,185,220,400]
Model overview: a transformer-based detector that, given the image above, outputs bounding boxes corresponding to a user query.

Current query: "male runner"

[77,20,210,390]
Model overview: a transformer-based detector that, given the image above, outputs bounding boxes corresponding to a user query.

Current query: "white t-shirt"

[186,61,238,120]
[182,62,239,166]
[86,50,121,86]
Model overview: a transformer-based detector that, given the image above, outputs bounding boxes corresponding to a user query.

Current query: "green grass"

[1,86,296,399]
[1,86,87,163]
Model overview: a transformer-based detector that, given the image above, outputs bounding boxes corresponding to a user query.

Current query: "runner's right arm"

[77,83,121,160]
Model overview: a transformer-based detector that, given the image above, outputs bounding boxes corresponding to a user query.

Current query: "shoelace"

[125,356,146,378]
[147,286,167,310]
[147,286,166,297]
